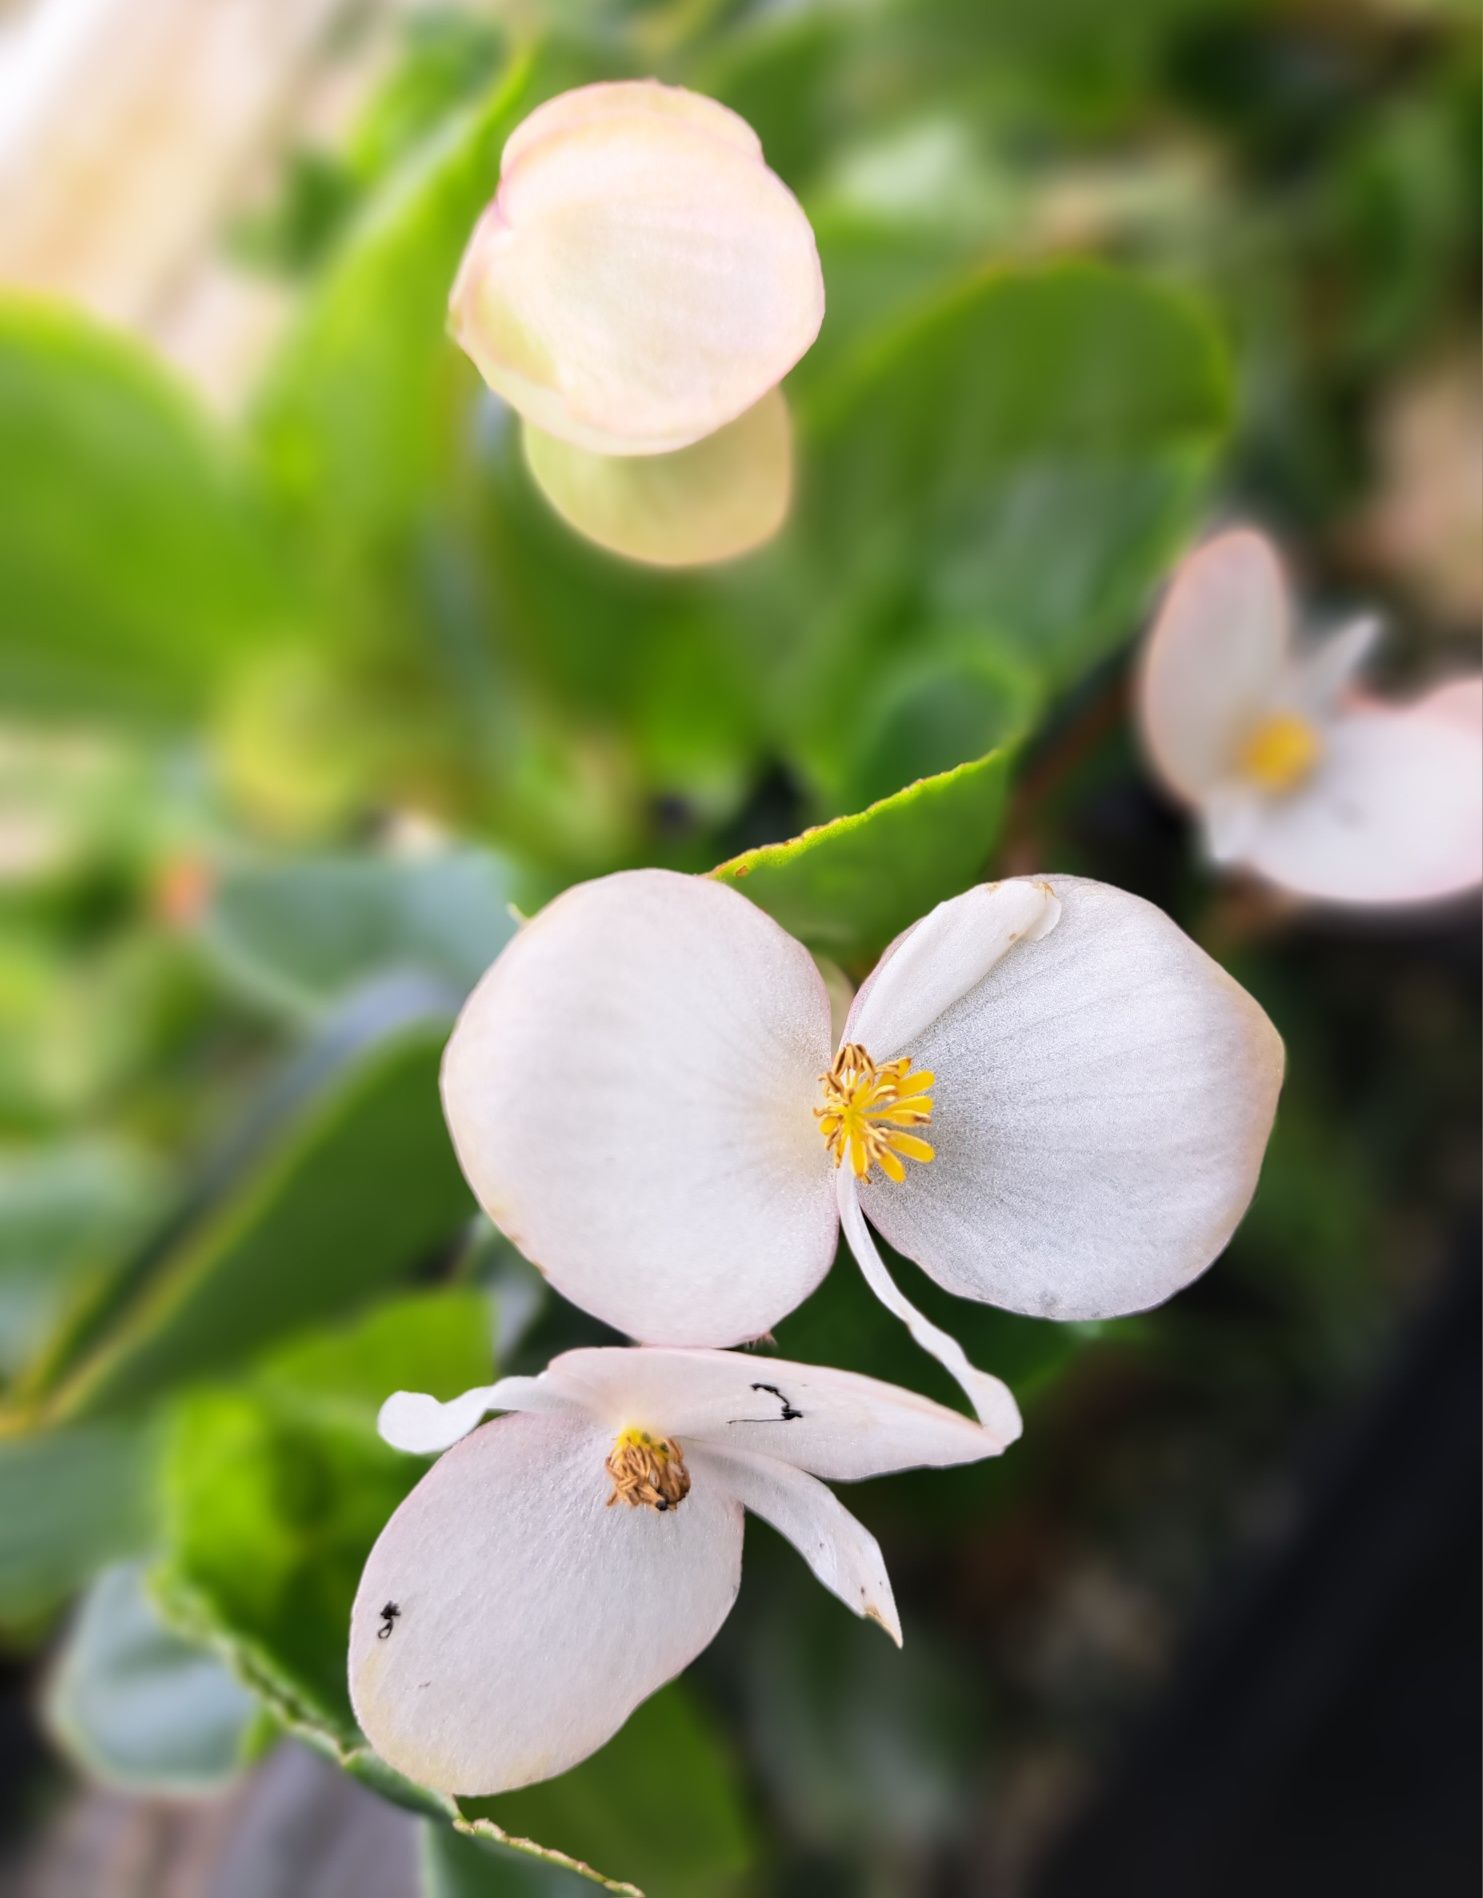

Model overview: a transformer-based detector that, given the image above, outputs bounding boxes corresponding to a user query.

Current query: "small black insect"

[729,1382,804,1425]
[377,1601,401,1640]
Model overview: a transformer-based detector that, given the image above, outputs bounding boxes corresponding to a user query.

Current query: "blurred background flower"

[0,2,1477,1895]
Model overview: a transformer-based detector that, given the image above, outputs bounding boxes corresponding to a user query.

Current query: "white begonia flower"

[354,1346,1004,1795]
[424,868,1283,1435]
[449,79,824,458]
[1139,530,1483,906]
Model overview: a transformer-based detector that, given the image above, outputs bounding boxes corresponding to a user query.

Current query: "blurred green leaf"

[18,976,473,1425]
[202,848,516,1019]
[422,1819,602,1896]
[712,741,1016,968]
[799,260,1232,695]
[0,1142,160,1384]
[0,298,297,724]
[0,1416,161,1635]
[45,1560,260,1793]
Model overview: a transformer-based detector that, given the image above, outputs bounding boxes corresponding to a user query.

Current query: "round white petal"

[1138,529,1290,803]
[845,878,1062,1058]
[450,90,823,456]
[523,388,792,569]
[501,80,763,173]
[441,870,838,1347]
[1235,696,1483,905]
[538,1344,1011,1477]
[694,1444,901,1645]
[349,1409,743,1796]
[858,875,1284,1321]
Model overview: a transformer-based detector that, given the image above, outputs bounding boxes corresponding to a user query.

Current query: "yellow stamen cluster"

[815,1042,935,1185]
[1238,712,1322,794]
[605,1427,690,1512]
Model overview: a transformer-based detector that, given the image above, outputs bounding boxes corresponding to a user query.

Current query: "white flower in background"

[1139,530,1483,906]
[450,79,823,457]
[353,1346,1008,1795]
[429,869,1283,1431]
[449,79,820,566]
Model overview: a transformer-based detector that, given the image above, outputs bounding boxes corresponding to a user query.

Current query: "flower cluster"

[346,80,1483,1811]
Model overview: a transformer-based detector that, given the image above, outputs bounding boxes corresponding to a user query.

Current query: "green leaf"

[0,1416,161,1634]
[0,1142,160,1385]
[254,48,550,545]
[423,1819,633,1897]
[800,260,1232,693]
[17,976,473,1426]
[44,1561,259,1794]
[202,848,516,1019]
[461,1687,755,1898]
[712,743,1017,968]
[0,298,296,724]
[155,1289,489,1743]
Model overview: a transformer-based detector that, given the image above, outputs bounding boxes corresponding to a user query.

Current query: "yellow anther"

[1238,712,1322,794]
[815,1042,935,1186]
[605,1427,690,1512]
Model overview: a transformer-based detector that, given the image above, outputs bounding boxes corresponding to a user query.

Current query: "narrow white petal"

[1292,615,1382,713]
[350,1410,743,1795]
[537,1342,1014,1476]
[839,1183,1024,1438]
[441,870,838,1347]
[694,1445,901,1645]
[450,88,823,455]
[1138,530,1290,804]
[1236,696,1483,905]
[858,876,1284,1321]
[845,878,1061,1057]
[377,1376,575,1455]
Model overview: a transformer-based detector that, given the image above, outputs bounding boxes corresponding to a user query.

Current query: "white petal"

[1292,615,1382,713]
[537,1343,1014,1475]
[522,388,791,568]
[501,80,763,173]
[441,870,837,1347]
[1418,674,1483,734]
[350,1409,743,1795]
[377,1376,575,1455]
[838,1182,1024,1439]
[693,1444,901,1645]
[1234,696,1483,905]
[858,875,1284,1321]
[1138,530,1290,803]
[450,86,823,456]
[845,878,1061,1057]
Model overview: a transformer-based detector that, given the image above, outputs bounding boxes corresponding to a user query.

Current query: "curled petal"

[441,870,837,1347]
[858,876,1284,1321]
[1234,696,1483,905]
[838,1184,1024,1438]
[1292,615,1381,713]
[846,878,1061,1057]
[536,1344,1014,1475]
[450,83,823,456]
[695,1445,902,1645]
[350,1409,743,1795]
[377,1376,575,1455]
[1139,529,1290,804]
[523,388,792,568]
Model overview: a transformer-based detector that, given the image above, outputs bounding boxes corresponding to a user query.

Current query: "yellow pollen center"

[605,1427,690,1512]
[815,1041,936,1185]
[1238,712,1322,793]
